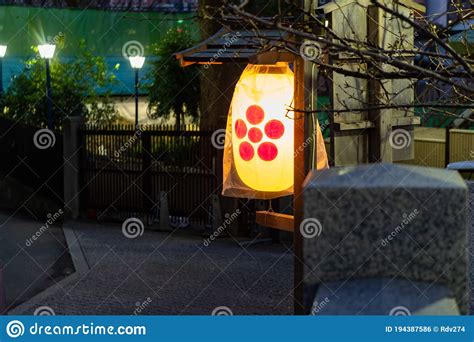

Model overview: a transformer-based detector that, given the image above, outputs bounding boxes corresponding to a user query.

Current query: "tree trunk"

[198,0,243,130]
[176,110,181,131]
[197,0,243,237]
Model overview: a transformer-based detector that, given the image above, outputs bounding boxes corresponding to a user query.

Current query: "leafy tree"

[1,39,118,128]
[147,27,200,129]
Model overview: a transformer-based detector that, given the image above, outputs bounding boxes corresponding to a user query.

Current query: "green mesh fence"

[0,5,199,57]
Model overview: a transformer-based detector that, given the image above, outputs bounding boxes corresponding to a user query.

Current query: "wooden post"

[293,56,306,315]
[367,5,393,163]
[142,131,152,221]
[291,0,315,315]
[445,126,451,167]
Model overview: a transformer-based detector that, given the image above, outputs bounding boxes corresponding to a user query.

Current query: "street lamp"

[38,44,56,129]
[0,45,7,98]
[129,56,145,130]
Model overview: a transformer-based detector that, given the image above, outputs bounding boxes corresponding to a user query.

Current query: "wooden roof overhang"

[174,28,295,67]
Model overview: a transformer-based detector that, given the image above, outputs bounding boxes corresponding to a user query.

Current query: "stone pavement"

[0,211,73,310]
[9,221,293,315]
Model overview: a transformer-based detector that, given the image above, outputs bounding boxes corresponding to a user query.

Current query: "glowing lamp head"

[38,44,56,59]
[129,56,145,69]
[230,63,294,193]
[0,45,6,58]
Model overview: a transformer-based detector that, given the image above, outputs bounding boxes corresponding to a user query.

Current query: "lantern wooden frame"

[176,27,309,314]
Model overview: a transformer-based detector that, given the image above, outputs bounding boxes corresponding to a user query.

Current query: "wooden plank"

[249,51,295,65]
[255,211,294,232]
[334,120,375,131]
[399,0,426,13]
[392,116,421,127]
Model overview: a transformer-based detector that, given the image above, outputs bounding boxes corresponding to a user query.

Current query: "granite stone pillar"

[303,163,469,314]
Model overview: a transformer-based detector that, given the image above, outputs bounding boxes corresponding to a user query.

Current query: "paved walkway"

[10,221,293,315]
[0,212,73,310]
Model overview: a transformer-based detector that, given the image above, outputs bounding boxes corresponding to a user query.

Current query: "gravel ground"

[9,221,293,315]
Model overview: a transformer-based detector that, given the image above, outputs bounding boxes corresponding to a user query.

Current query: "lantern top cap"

[0,45,6,58]
[38,44,56,59]
[175,28,293,67]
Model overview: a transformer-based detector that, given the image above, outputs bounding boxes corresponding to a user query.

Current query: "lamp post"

[38,44,56,129]
[129,56,145,130]
[0,45,6,99]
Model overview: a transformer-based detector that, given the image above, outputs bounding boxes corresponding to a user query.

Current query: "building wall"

[111,96,195,126]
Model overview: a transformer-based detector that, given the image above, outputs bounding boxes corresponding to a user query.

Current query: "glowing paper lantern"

[224,63,294,196]
[222,63,328,199]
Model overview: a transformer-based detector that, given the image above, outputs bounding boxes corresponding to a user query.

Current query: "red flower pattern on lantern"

[238,105,282,162]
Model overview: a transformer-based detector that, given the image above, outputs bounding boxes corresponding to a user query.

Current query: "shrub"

[147,27,200,128]
[1,39,118,128]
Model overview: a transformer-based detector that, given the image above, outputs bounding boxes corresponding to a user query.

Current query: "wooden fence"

[322,128,474,169]
[400,129,474,169]
[79,124,220,226]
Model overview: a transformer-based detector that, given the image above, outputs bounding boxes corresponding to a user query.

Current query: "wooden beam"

[179,60,197,68]
[293,56,306,315]
[249,51,295,65]
[367,4,393,162]
[333,117,420,132]
[398,0,426,13]
[334,120,375,131]
[392,116,421,127]
[255,211,294,232]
